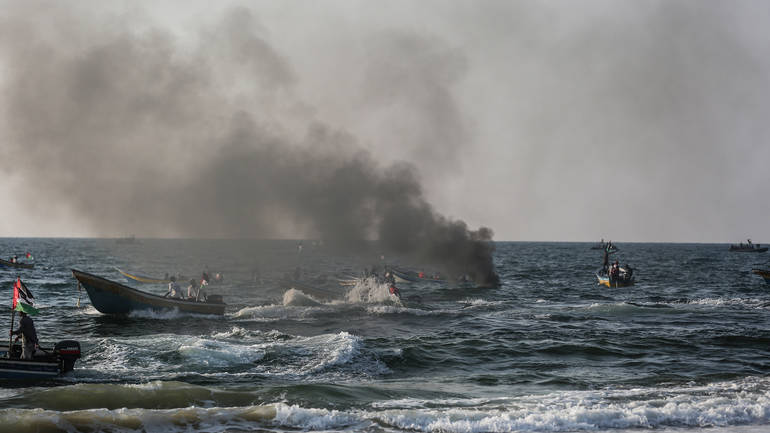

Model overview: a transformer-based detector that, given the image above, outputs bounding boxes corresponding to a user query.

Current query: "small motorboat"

[0,340,81,379]
[596,265,635,288]
[115,235,138,244]
[729,239,768,253]
[0,258,34,269]
[391,268,448,284]
[72,269,226,315]
[752,269,770,284]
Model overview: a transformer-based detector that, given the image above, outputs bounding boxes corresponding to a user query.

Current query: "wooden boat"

[0,341,81,379]
[752,269,770,283]
[596,267,635,288]
[391,268,447,284]
[729,239,767,252]
[0,258,34,269]
[115,267,171,284]
[72,269,226,315]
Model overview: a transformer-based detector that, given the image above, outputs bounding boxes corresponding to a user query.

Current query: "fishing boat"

[0,258,34,269]
[71,269,226,315]
[0,340,81,379]
[391,268,448,284]
[115,267,171,284]
[590,240,618,252]
[596,266,635,288]
[728,239,768,253]
[115,235,137,244]
[752,269,770,284]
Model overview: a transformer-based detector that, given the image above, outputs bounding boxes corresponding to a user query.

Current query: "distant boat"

[590,240,618,252]
[115,235,137,244]
[752,269,770,284]
[391,268,448,284]
[0,341,81,380]
[115,267,171,284]
[72,269,226,315]
[596,266,635,288]
[729,239,767,253]
[0,257,34,269]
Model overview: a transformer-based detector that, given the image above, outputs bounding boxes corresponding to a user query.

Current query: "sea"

[1,238,770,433]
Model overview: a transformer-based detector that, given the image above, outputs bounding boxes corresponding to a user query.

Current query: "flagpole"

[7,310,15,359]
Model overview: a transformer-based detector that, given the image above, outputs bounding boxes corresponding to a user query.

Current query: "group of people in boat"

[729,239,763,250]
[600,248,634,285]
[163,270,214,302]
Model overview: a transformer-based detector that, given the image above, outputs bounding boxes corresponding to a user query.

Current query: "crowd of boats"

[0,237,768,380]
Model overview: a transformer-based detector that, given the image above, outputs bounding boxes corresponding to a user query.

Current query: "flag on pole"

[12,278,38,315]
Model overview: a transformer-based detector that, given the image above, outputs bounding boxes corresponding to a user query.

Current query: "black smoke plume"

[0,5,498,285]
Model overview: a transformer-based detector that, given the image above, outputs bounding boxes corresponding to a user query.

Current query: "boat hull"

[0,357,60,379]
[0,341,80,380]
[752,269,770,283]
[729,247,768,253]
[72,269,226,315]
[0,258,34,269]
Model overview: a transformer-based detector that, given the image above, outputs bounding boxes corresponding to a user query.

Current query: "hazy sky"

[1,0,768,243]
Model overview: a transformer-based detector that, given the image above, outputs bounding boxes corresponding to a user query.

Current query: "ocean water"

[1,239,770,433]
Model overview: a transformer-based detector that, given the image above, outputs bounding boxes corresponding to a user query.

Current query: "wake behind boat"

[72,269,225,315]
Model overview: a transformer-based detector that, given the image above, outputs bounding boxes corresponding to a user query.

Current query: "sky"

[0,0,768,243]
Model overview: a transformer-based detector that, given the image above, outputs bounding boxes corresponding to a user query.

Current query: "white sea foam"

[3,378,770,432]
[283,288,324,306]
[366,305,447,316]
[345,277,398,304]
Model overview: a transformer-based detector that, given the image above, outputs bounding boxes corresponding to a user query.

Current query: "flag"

[12,278,38,315]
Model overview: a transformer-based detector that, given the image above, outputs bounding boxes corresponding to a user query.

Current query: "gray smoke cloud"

[0,4,498,285]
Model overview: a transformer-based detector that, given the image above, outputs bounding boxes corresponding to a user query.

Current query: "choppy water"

[1,239,770,433]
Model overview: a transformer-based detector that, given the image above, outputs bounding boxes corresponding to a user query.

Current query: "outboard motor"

[54,340,81,373]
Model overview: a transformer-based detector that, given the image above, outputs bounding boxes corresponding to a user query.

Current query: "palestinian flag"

[12,278,38,315]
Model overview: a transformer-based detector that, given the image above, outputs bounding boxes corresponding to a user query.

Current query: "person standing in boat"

[187,279,199,300]
[164,276,183,298]
[609,260,620,283]
[602,249,610,273]
[9,311,39,359]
